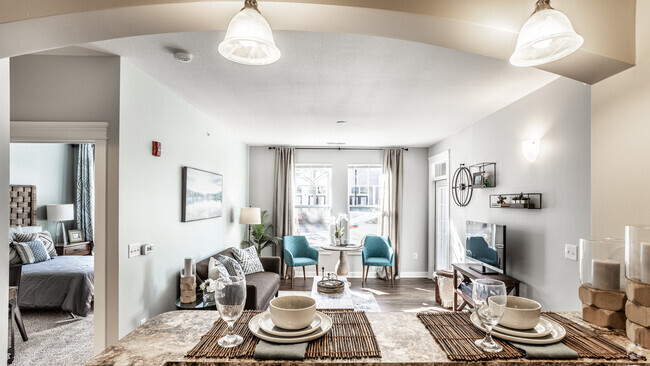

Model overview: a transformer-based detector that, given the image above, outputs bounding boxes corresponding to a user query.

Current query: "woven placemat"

[186,310,381,360]
[417,311,639,362]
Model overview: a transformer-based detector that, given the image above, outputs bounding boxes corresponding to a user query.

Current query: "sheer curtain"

[75,143,95,245]
[272,147,296,275]
[380,148,404,277]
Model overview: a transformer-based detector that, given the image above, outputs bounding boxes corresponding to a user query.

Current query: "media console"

[451,263,520,312]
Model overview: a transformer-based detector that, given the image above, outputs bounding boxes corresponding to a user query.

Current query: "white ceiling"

[89,30,559,147]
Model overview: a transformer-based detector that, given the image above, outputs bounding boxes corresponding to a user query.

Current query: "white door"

[434,180,450,270]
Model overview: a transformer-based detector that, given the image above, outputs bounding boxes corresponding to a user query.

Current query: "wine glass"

[472,279,507,353]
[215,275,247,348]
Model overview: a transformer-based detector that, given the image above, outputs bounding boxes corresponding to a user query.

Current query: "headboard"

[9,185,37,226]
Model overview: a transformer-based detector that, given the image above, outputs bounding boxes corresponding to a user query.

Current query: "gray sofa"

[195,247,281,310]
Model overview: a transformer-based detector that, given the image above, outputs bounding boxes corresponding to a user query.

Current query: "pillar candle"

[183,257,194,278]
[592,259,620,291]
[640,243,650,284]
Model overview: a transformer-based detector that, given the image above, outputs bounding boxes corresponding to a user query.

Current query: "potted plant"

[240,210,281,255]
[200,278,217,303]
[330,213,348,245]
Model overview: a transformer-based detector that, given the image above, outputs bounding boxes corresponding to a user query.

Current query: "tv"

[465,220,506,274]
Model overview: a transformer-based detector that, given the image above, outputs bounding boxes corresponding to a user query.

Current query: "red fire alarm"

[152,141,162,157]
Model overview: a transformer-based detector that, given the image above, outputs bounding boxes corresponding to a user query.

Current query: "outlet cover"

[565,244,577,261]
[128,243,142,258]
[412,252,418,260]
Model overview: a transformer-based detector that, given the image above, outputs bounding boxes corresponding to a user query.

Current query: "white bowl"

[269,296,316,330]
[498,296,542,330]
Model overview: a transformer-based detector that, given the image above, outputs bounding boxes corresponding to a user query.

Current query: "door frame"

[427,150,450,278]
[10,120,112,354]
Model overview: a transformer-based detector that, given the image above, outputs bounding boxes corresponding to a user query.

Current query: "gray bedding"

[18,255,94,317]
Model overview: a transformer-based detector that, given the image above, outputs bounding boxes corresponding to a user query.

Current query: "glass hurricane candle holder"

[626,225,650,285]
[579,238,625,292]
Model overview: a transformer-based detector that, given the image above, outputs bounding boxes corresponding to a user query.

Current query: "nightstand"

[55,241,92,256]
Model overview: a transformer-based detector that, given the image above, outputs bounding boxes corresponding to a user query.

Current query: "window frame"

[346,164,382,243]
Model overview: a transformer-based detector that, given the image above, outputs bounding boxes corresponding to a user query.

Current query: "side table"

[175,292,216,310]
[55,241,92,256]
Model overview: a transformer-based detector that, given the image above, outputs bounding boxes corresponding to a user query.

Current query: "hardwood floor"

[279,277,449,313]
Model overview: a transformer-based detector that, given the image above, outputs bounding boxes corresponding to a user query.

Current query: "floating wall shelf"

[490,193,542,210]
[469,162,496,188]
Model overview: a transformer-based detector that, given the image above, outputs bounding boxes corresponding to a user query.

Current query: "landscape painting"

[182,167,223,222]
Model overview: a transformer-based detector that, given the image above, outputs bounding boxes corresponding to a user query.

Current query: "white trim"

[10,121,109,142]
[428,150,450,279]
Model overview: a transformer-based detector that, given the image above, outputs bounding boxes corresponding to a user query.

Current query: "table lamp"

[239,207,261,242]
[47,204,74,245]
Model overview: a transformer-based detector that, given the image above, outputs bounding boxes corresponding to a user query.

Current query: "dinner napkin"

[253,340,308,360]
[510,341,579,360]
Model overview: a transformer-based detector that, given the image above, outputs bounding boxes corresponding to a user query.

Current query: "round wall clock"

[452,164,473,207]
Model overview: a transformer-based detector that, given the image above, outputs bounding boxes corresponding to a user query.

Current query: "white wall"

[429,77,591,311]
[118,60,248,337]
[248,147,429,277]
[0,58,10,366]
[591,1,650,238]
[10,143,75,235]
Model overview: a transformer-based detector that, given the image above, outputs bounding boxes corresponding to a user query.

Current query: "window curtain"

[75,144,95,244]
[272,147,296,276]
[379,148,404,278]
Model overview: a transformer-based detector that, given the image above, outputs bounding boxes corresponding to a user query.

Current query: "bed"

[10,185,95,317]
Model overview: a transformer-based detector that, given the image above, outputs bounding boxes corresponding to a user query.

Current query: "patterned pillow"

[9,243,22,265]
[217,255,245,277]
[208,257,230,281]
[232,246,265,275]
[14,239,50,264]
[13,232,39,243]
[38,231,57,257]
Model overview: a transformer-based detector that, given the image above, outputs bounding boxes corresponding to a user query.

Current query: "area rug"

[11,309,93,366]
[278,290,381,312]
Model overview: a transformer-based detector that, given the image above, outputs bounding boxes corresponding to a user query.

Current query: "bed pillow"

[9,226,22,242]
[9,243,22,265]
[208,257,230,281]
[21,226,43,234]
[13,232,39,243]
[14,239,51,264]
[232,246,264,275]
[38,231,57,257]
[217,255,245,277]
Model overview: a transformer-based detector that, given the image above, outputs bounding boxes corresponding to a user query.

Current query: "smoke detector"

[173,50,193,63]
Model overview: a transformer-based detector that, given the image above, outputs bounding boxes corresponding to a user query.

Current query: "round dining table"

[320,244,363,277]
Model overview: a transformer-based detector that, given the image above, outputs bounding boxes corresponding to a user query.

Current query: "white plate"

[258,311,323,337]
[249,312,333,344]
[493,317,554,338]
[470,312,566,345]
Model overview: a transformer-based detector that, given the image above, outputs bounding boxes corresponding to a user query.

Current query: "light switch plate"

[128,243,141,258]
[565,244,577,261]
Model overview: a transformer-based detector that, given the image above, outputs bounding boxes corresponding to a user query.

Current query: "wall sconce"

[522,139,540,162]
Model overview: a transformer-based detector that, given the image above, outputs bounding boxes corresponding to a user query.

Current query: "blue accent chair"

[283,236,319,288]
[361,235,394,287]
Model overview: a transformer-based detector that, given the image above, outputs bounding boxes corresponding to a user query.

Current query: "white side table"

[320,244,363,277]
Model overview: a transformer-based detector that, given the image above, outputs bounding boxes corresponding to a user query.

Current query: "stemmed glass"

[215,275,247,348]
[472,279,507,353]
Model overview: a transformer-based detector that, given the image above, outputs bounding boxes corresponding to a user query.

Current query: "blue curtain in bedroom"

[75,143,95,245]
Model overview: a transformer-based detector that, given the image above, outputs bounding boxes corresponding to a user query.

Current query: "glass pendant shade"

[510,8,584,67]
[218,5,281,66]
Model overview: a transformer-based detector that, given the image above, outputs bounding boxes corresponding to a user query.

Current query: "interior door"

[434,180,450,270]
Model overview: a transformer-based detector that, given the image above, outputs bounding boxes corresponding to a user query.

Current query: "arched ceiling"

[0,0,637,84]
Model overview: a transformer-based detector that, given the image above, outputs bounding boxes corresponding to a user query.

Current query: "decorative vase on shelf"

[579,238,625,292]
[625,225,650,285]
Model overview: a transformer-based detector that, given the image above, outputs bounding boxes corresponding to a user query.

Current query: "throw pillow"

[14,240,50,264]
[9,243,22,265]
[38,231,57,257]
[208,257,230,281]
[9,226,22,242]
[217,255,245,277]
[13,232,39,243]
[232,246,265,275]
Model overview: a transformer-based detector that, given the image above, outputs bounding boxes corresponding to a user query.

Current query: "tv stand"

[451,263,520,312]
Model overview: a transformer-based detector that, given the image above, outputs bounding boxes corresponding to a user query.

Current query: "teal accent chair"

[283,236,319,288]
[361,235,394,287]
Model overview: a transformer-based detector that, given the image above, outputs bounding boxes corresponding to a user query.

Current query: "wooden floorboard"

[279,277,449,313]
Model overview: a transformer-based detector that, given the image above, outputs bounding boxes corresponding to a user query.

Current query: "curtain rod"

[267,147,408,151]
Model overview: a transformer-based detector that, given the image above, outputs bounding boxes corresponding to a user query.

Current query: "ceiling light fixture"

[173,50,193,63]
[336,120,347,125]
[510,0,583,67]
[218,0,281,66]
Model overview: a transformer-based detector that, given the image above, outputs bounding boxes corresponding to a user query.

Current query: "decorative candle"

[183,257,194,278]
[640,242,650,284]
[592,259,620,291]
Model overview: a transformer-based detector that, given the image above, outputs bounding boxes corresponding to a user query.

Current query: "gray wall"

[10,143,76,236]
[429,77,591,311]
[0,58,10,365]
[249,147,429,277]
[118,60,248,336]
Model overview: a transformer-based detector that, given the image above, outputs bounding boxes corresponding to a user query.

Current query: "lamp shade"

[521,139,540,162]
[240,207,261,225]
[510,8,583,67]
[47,204,74,221]
[218,5,281,66]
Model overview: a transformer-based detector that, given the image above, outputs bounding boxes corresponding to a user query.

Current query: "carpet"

[11,309,93,366]
[277,290,381,312]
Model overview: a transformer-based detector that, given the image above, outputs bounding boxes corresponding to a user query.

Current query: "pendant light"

[218,0,281,66]
[510,0,583,67]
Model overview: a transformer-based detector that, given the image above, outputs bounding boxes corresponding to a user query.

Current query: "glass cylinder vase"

[579,238,625,292]
[625,225,650,285]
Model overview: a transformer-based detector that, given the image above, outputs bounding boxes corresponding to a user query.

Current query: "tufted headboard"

[9,185,37,226]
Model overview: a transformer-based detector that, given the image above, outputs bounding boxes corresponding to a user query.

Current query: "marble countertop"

[85,311,649,366]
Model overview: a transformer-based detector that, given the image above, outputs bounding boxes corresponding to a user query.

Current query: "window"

[295,164,332,244]
[348,165,382,243]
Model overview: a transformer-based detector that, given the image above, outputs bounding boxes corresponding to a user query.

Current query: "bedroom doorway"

[8,121,109,365]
